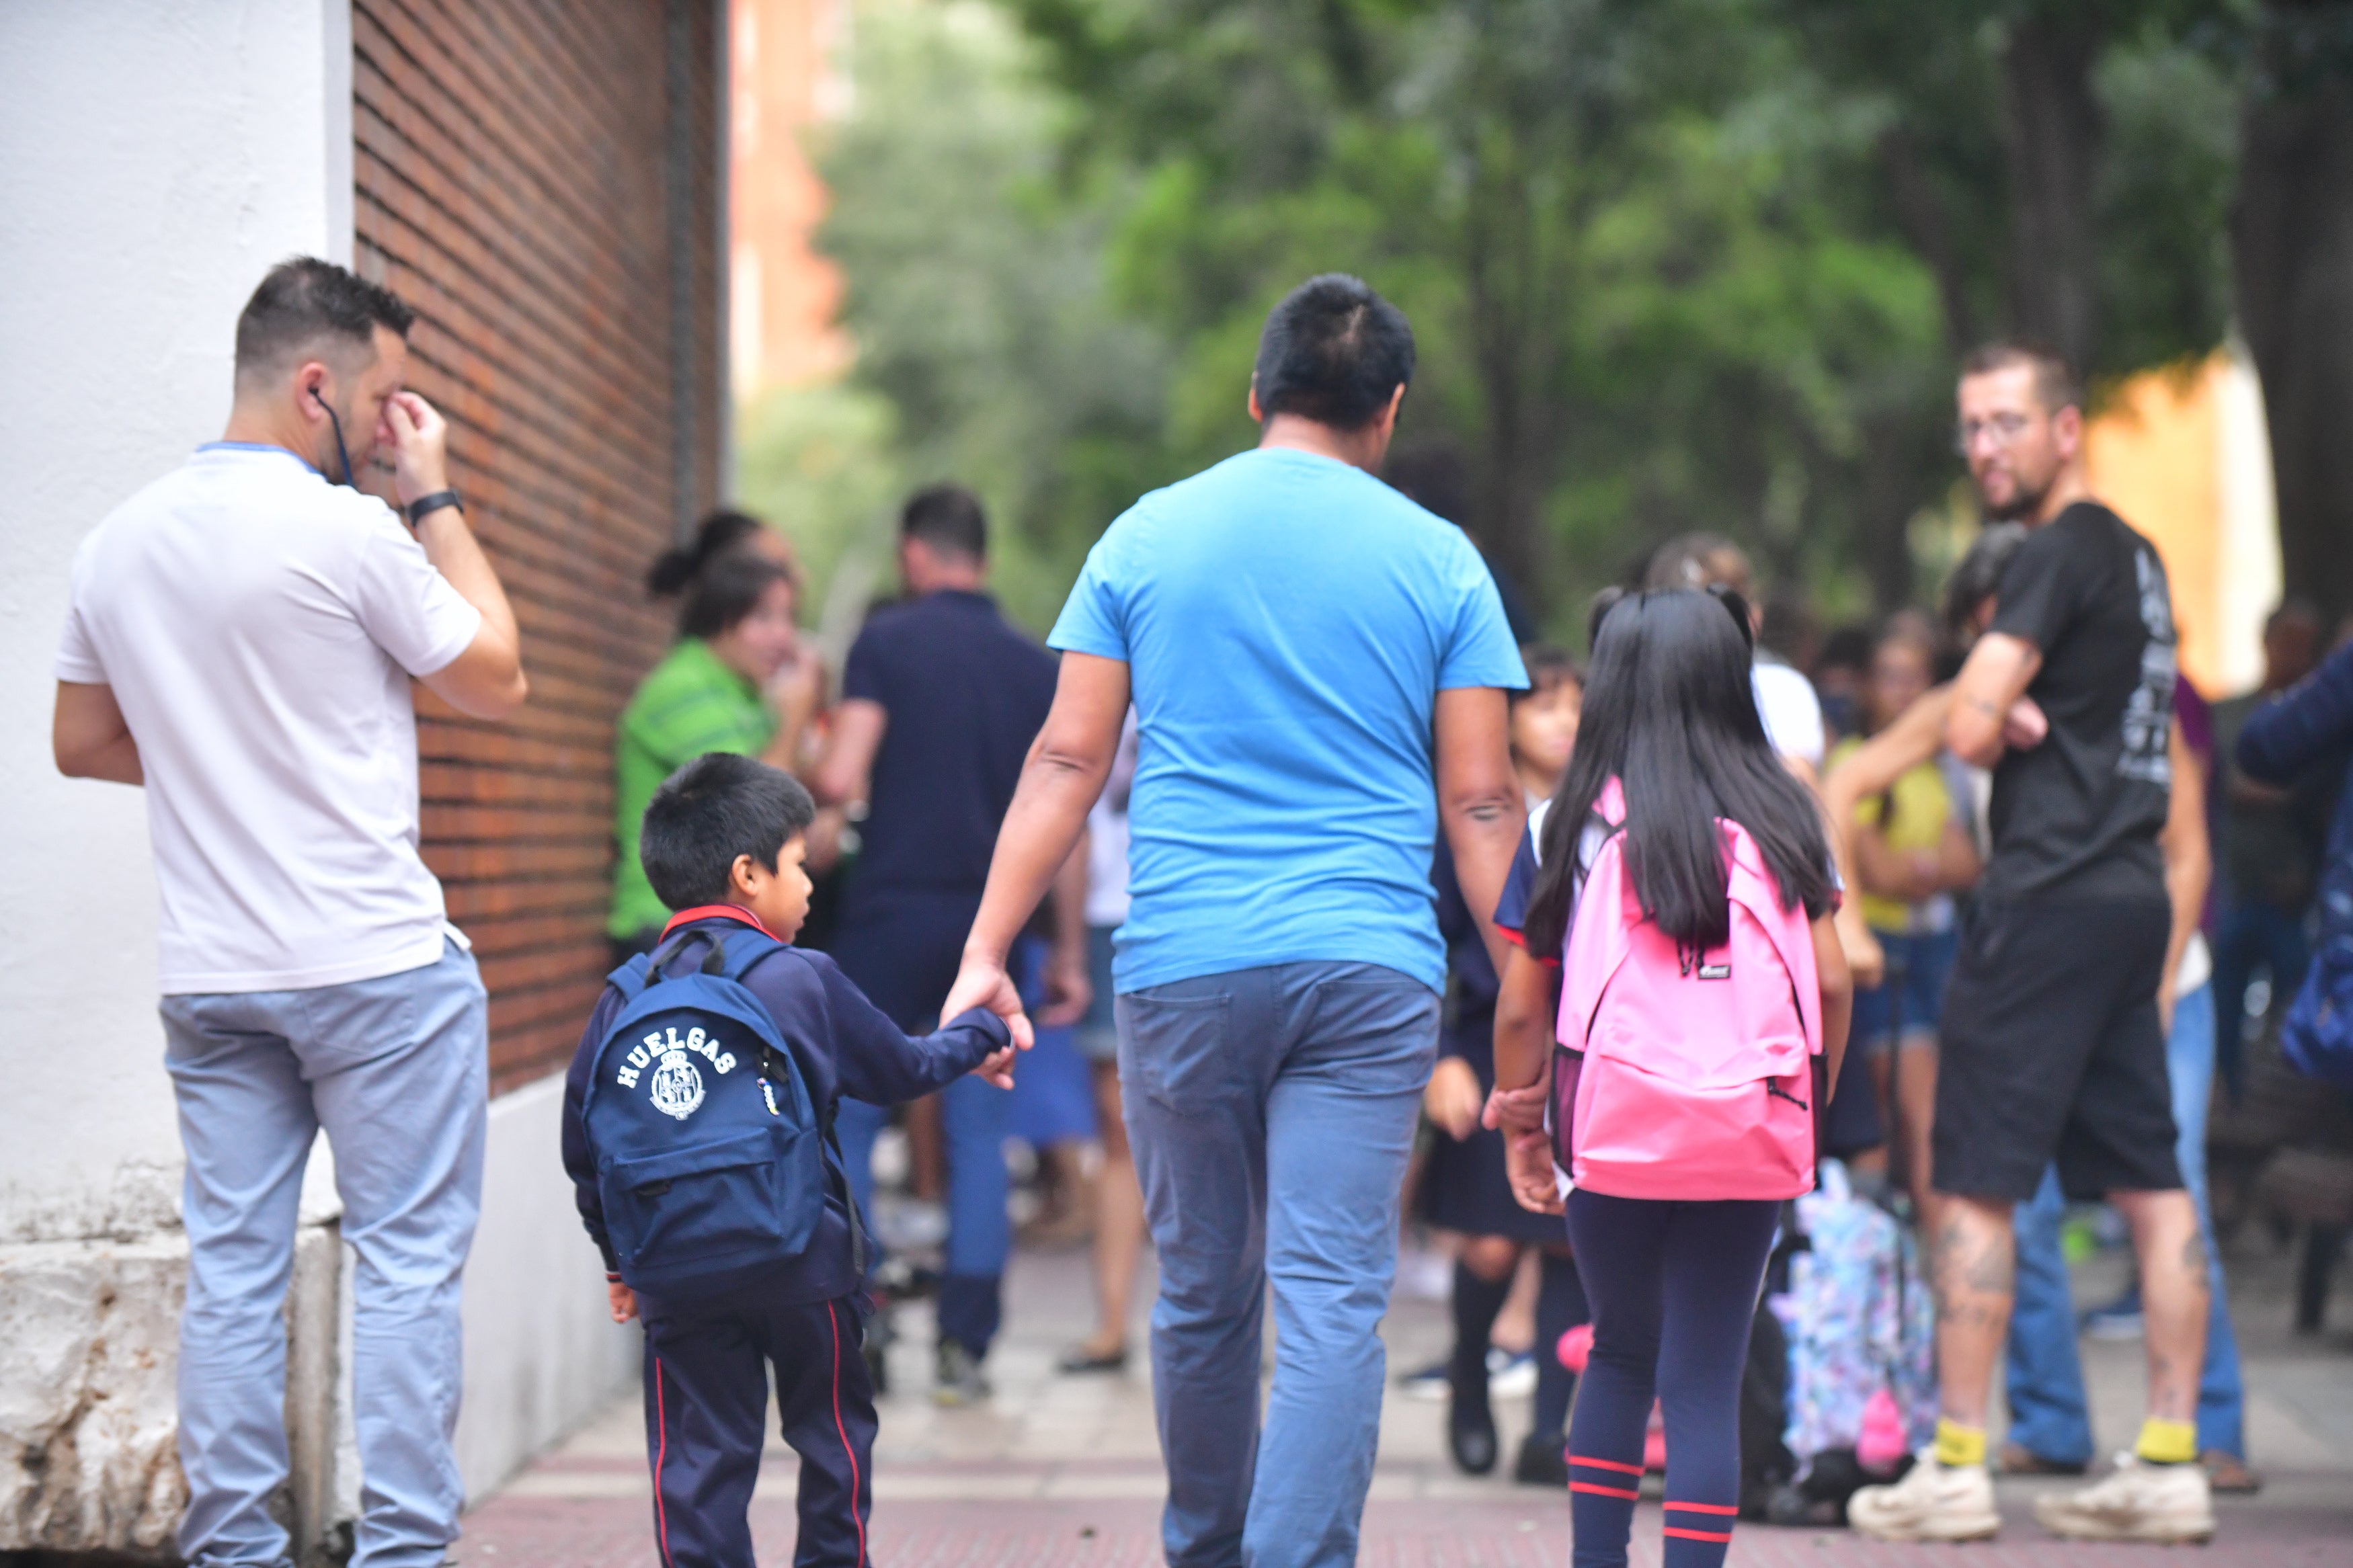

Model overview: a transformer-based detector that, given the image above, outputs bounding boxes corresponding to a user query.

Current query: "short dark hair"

[639,753,816,911]
[900,483,988,563]
[234,257,415,386]
[1252,274,1415,431]
[677,548,796,640]
[1960,339,2082,416]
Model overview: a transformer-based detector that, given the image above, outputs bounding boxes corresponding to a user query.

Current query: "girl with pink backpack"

[1484,587,1853,1568]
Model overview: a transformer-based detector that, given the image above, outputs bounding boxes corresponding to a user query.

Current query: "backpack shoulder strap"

[1720,820,1823,1050]
[711,927,786,981]
[603,952,654,1004]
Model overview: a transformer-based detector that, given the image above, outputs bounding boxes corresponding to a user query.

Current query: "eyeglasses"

[1954,411,2037,455]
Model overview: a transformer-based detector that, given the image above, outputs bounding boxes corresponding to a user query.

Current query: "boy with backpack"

[1484,587,1853,1568]
[561,752,1018,1567]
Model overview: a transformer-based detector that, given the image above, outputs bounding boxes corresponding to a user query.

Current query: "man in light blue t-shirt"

[944,274,1527,1567]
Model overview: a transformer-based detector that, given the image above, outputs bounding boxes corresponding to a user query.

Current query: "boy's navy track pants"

[639,1284,877,1568]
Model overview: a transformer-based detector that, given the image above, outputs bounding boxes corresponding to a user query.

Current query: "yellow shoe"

[2032,1453,2216,1544]
[1847,1453,2001,1542]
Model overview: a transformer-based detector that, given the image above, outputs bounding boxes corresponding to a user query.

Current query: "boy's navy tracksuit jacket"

[561,909,1009,1568]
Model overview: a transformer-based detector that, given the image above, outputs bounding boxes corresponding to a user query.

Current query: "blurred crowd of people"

[608,333,2353,1553]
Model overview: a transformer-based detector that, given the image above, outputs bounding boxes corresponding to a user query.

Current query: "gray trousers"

[1117,960,1439,1568]
[161,938,487,1568]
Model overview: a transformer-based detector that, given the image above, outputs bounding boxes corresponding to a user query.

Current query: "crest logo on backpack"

[648,1049,706,1120]
[614,1024,739,1090]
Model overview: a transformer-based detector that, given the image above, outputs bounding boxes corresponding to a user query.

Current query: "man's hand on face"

[383,390,451,506]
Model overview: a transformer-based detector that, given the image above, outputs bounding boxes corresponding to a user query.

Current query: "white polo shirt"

[55,444,482,993]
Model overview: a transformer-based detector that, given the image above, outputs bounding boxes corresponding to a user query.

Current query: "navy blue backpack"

[580,925,864,1293]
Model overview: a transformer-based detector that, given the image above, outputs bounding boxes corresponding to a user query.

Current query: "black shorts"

[1932,898,2182,1203]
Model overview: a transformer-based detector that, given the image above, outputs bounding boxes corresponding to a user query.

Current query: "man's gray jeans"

[1116,960,1439,1568]
[161,938,487,1568]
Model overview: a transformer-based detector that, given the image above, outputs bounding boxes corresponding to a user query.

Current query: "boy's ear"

[727,852,762,897]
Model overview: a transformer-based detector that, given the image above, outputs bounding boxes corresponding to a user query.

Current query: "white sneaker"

[1847,1453,2001,1542]
[2033,1453,2216,1544]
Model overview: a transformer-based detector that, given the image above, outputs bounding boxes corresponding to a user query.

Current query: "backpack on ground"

[1550,781,1824,1201]
[580,926,859,1294]
[1772,1159,1936,1504]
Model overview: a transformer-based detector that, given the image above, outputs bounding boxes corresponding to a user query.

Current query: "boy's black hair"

[1252,274,1414,431]
[900,483,988,563]
[639,753,816,910]
[677,548,797,640]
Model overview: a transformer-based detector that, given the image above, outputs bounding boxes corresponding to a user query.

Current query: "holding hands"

[1502,1129,1564,1216]
[943,951,1035,1089]
[1482,1063,1560,1214]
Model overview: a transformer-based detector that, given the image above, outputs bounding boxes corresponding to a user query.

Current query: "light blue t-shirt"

[1049,446,1527,993]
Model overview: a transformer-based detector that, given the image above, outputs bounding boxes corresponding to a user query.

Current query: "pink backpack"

[1549,780,1822,1201]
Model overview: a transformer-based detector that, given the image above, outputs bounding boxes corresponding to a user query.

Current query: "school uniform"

[1420,841,1567,1245]
[561,907,1010,1568]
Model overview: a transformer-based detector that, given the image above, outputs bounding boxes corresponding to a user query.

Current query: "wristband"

[405,489,463,528]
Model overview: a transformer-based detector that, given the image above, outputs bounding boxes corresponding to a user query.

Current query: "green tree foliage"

[737,1,1173,638]
[744,0,2255,637]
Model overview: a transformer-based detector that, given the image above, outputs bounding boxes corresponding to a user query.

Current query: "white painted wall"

[3,4,641,1522]
[0,0,353,1244]
[455,1075,640,1499]
[2215,346,2284,698]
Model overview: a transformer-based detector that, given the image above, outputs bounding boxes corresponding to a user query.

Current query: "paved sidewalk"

[463,1236,2353,1565]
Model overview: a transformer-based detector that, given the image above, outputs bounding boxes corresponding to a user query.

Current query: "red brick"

[358,0,721,1085]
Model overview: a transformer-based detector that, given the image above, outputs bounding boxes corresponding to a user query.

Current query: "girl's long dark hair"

[1521,587,1835,956]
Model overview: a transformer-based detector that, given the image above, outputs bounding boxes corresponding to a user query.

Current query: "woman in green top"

[608,542,821,957]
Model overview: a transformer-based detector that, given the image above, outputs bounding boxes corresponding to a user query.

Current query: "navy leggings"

[1562,1190,1780,1568]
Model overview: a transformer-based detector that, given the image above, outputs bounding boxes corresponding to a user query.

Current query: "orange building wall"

[730,0,849,393]
[2085,364,2223,694]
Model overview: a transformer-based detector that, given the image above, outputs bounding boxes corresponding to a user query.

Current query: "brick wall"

[354,0,726,1089]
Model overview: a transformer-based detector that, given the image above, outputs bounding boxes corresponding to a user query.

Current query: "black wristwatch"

[405,489,463,528]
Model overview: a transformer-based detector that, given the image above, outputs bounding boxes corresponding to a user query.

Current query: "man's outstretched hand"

[945,952,1033,1089]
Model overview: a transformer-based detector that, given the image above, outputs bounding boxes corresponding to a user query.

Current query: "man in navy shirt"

[806,484,1076,1403]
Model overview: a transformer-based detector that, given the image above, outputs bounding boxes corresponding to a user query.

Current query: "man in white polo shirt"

[51,257,526,1568]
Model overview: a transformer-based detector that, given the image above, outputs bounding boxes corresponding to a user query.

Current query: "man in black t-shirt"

[1850,344,2215,1545]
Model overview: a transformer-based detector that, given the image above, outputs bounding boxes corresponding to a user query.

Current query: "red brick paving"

[461,1477,2353,1566]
